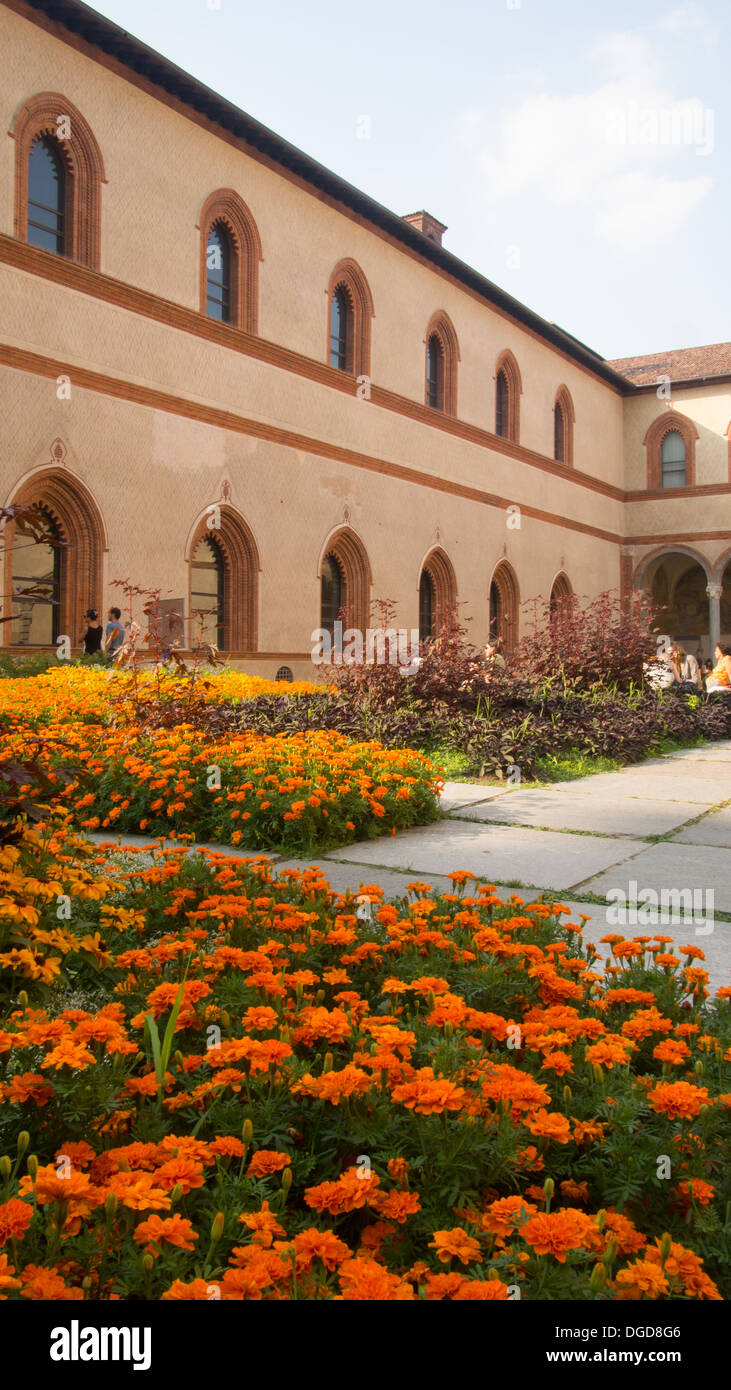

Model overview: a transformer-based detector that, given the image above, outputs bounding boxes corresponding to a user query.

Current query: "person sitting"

[706,643,731,693]
[670,643,701,692]
[644,650,675,690]
[483,636,506,672]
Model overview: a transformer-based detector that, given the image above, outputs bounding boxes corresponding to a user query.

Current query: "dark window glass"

[206,223,231,322]
[11,505,60,645]
[496,369,509,437]
[489,580,501,643]
[329,287,350,370]
[554,403,566,462]
[191,536,225,648]
[27,136,65,255]
[660,430,686,488]
[321,554,343,640]
[276,665,294,682]
[419,570,434,642]
[426,335,443,409]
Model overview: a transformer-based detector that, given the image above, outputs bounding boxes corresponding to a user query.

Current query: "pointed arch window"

[206,223,232,322]
[329,287,351,371]
[553,386,575,466]
[495,369,509,438]
[419,569,435,641]
[27,136,65,255]
[10,505,61,646]
[661,430,686,488]
[13,93,105,268]
[190,535,224,647]
[426,335,444,409]
[321,553,344,638]
[494,351,521,441]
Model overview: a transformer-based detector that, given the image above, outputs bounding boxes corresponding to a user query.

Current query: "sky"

[88,0,728,360]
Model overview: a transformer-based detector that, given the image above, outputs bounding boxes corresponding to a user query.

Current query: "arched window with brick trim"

[494,350,522,441]
[418,548,457,641]
[489,560,520,653]
[550,571,573,620]
[643,412,697,489]
[13,92,105,268]
[424,311,459,415]
[199,189,262,333]
[319,527,371,635]
[553,385,575,466]
[326,259,374,377]
[5,468,106,648]
[188,506,259,651]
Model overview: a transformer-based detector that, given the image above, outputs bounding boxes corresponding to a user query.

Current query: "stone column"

[707,582,722,653]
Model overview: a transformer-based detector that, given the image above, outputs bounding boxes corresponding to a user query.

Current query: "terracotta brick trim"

[420,546,457,633]
[489,559,520,651]
[12,90,105,269]
[495,349,522,442]
[554,385,575,467]
[4,465,106,646]
[644,410,697,489]
[198,189,262,334]
[188,504,259,651]
[424,310,459,415]
[326,258,374,378]
[319,526,372,633]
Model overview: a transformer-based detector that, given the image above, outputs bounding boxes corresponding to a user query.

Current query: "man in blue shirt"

[103,606,125,656]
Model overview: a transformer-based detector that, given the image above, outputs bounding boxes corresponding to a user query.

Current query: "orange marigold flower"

[615,1260,669,1299]
[133,1214,198,1253]
[481,1196,538,1238]
[247,1150,292,1179]
[648,1081,711,1120]
[305,1168,379,1216]
[524,1109,572,1144]
[372,1190,421,1224]
[238,1200,286,1247]
[291,1228,351,1272]
[521,1209,595,1263]
[453,1279,510,1300]
[338,1256,414,1301]
[391,1067,467,1115]
[0,1198,33,1245]
[429,1228,482,1266]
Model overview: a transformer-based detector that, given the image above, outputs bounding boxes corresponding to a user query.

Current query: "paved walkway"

[91,742,731,993]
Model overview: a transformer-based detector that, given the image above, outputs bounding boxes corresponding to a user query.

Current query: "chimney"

[402,210,447,247]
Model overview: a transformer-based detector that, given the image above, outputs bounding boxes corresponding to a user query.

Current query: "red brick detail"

[326,259,374,378]
[424,311,459,416]
[321,527,372,633]
[6,467,106,645]
[12,91,105,269]
[619,553,634,611]
[189,505,259,651]
[643,411,697,489]
[495,349,522,443]
[198,189,262,334]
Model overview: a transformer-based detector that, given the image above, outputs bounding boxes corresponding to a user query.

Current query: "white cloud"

[458,12,715,253]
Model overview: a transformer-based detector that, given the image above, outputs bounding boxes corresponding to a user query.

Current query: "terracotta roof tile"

[609,343,731,386]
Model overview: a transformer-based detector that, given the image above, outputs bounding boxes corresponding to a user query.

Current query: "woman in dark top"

[82,608,103,655]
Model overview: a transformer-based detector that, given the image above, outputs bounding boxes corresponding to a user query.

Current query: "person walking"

[81,608,103,655]
[102,606,125,657]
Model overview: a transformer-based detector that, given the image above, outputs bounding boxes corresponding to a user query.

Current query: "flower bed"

[0,669,438,852]
[0,825,728,1301]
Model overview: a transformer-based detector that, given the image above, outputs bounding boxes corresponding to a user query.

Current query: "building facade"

[1,0,729,675]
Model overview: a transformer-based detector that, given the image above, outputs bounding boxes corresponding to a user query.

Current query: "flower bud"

[444,1021,454,1040]
[142,1253,154,1273]
[105,1193,118,1223]
[82,1275,93,1293]
[174,1050,184,1069]
[16,1131,30,1159]
[589,1263,606,1292]
[18,990,28,1011]
[694,1060,704,1076]
[26,1154,38,1181]
[603,1242,617,1265]
[242,1119,253,1145]
[169,1183,184,1206]
[210,1211,225,1242]
[595,1209,607,1232]
[0,1156,11,1182]
[562,1085,572,1104]
[543,1177,554,1201]
[221,1011,231,1031]
[323,1053,334,1074]
[660,1232,673,1264]
[281,1166,293,1192]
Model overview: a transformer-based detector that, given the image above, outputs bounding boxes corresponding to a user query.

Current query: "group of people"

[646,642,731,694]
[81,606,126,657]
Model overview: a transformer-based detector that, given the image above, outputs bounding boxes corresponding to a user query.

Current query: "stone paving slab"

[579,841,731,914]
[670,807,731,849]
[622,758,731,782]
[325,821,647,892]
[452,790,701,837]
[547,771,729,805]
[661,747,731,763]
[438,781,510,810]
